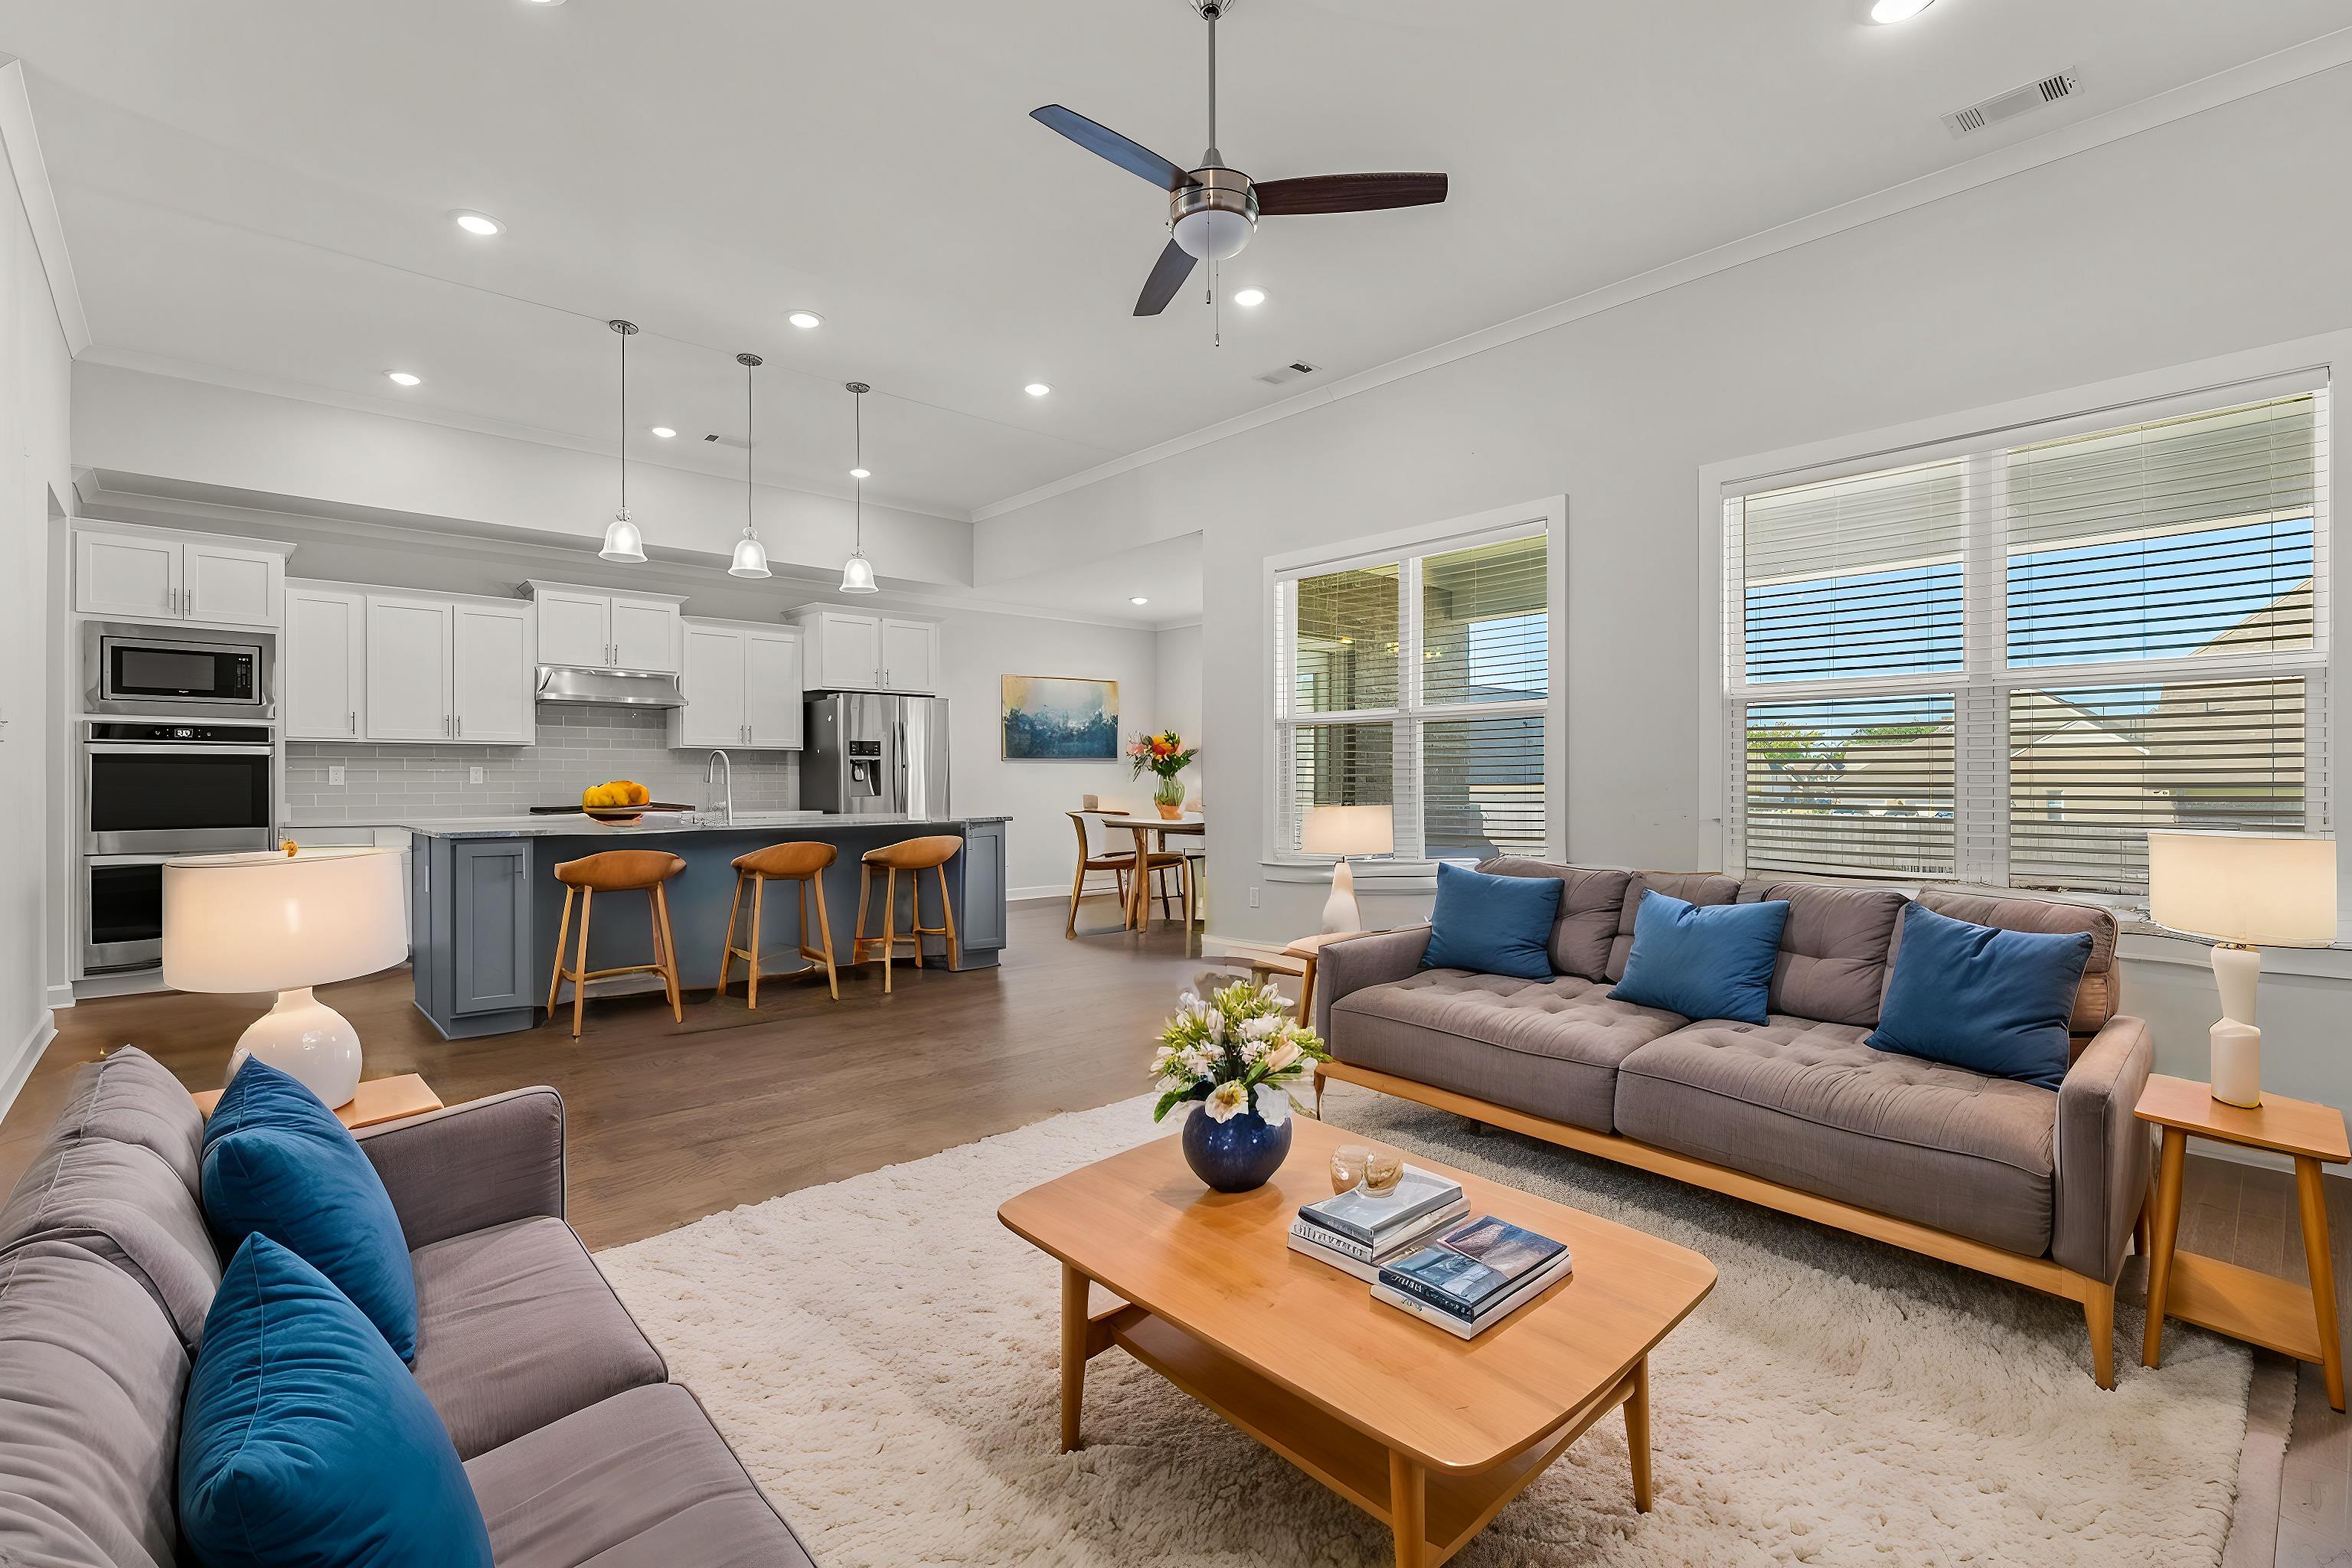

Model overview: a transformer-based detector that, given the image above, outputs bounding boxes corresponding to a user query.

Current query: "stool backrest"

[554,849,688,890]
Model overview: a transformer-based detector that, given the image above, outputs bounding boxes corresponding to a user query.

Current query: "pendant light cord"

[854,389,864,554]
[618,325,627,513]
[746,358,753,531]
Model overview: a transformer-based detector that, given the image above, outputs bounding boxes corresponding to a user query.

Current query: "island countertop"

[390,811,1012,840]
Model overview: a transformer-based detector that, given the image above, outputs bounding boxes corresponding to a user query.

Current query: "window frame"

[1263,498,1568,877]
[1697,339,2347,916]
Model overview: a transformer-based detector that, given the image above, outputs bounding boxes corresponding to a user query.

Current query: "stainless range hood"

[534,665,686,709]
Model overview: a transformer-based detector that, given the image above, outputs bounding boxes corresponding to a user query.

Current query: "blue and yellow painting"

[1002,675,1119,760]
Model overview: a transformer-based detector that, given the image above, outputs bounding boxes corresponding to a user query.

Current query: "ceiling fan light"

[599,511,646,564]
[839,551,878,594]
[729,531,771,578]
[1172,206,1253,262]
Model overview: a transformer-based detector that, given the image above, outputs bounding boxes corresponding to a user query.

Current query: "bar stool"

[852,835,962,993]
[717,841,840,1006]
[545,849,686,1040]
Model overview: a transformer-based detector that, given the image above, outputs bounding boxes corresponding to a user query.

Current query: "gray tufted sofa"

[1312,861,2153,1388]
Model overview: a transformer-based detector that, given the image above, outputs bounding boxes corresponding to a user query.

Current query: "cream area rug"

[596,1083,2251,1567]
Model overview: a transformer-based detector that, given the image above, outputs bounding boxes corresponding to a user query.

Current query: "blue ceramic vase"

[1181,1099,1293,1193]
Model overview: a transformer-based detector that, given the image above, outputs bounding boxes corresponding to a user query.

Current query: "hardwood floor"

[3,895,2346,1564]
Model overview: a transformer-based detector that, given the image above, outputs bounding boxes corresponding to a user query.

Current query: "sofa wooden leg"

[2082,1279,2116,1390]
[1312,1064,1326,1119]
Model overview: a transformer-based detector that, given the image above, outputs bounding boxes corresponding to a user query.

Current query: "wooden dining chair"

[1065,811,1139,938]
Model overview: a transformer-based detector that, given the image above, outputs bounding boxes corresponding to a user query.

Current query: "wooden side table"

[1278,931,1369,1027]
[2136,1073,2347,1411]
[191,1072,443,1130]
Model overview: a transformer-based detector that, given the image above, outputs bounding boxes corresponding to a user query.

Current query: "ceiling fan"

[1032,0,1449,316]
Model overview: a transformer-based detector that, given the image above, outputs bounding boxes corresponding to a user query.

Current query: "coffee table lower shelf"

[1075,1286,1646,1568]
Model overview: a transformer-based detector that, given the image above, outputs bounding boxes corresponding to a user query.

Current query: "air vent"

[1255,361,1320,386]
[702,433,746,449]
[1942,70,2078,138]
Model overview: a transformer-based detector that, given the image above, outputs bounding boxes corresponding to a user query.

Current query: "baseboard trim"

[43,982,74,1011]
[0,1011,59,1124]
[1008,884,1069,903]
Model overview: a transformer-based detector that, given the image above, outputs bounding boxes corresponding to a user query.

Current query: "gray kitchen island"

[401,812,1009,1038]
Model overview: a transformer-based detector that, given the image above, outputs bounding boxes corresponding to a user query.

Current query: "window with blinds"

[1726,384,2328,897]
[1276,525,1552,864]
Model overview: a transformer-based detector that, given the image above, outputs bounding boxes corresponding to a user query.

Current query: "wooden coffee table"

[998,1116,1716,1567]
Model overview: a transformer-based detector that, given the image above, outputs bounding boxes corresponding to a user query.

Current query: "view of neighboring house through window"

[1276,526,1550,863]
[1727,387,2327,896]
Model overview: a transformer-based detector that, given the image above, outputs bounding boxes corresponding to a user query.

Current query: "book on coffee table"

[1285,1198,1469,1282]
[1373,1215,1573,1339]
[1295,1165,1464,1250]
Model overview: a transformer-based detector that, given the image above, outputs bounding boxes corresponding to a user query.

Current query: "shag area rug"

[597,1084,2250,1566]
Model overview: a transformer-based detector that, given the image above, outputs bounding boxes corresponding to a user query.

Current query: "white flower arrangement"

[1151,974,1331,1126]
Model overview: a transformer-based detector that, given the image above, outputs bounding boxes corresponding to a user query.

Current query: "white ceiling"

[3,0,2347,523]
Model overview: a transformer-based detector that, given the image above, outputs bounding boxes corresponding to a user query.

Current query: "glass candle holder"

[1362,1149,1405,1196]
[1329,1143,1371,1194]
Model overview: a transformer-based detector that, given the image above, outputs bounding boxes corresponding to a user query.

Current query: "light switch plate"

[328,766,346,786]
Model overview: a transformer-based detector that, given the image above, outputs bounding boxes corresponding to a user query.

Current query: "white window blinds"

[1727,384,2328,897]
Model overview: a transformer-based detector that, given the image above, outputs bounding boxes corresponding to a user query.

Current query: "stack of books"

[1286,1166,1469,1282]
[1373,1215,1573,1339]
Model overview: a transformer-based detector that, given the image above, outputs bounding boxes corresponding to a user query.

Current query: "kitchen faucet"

[704,749,734,825]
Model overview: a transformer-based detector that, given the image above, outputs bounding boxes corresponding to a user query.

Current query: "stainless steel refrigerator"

[802,691,952,816]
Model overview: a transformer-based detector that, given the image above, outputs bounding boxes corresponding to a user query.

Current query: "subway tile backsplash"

[284,704,799,824]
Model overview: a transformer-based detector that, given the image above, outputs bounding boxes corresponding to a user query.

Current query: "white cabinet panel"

[676,625,748,748]
[452,603,534,745]
[184,544,280,626]
[610,596,681,673]
[815,612,881,689]
[534,590,609,668]
[283,586,364,740]
[77,532,180,620]
[364,596,453,742]
[880,618,937,694]
[744,631,803,748]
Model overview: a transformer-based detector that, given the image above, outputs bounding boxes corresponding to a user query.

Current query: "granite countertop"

[394,811,1011,839]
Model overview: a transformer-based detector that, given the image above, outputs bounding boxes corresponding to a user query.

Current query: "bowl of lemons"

[580,780,652,825]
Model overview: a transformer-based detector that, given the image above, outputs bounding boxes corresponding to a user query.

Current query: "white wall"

[0,72,75,1108]
[1151,622,1202,799]
[976,66,2352,1117]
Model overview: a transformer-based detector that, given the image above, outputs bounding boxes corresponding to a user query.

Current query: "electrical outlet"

[1249,886,1260,908]
[469,766,485,785]
[328,766,346,786]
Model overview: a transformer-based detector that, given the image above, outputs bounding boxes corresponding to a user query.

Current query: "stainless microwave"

[83,622,272,717]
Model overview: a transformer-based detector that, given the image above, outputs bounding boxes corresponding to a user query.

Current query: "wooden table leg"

[2294,1155,2346,1412]
[1625,1355,1652,1512]
[1060,1263,1087,1452]
[1126,827,1152,930]
[2141,1126,2188,1369]
[1387,1449,1426,1568]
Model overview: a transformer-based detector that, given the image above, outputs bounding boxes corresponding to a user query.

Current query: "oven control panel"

[86,722,274,744]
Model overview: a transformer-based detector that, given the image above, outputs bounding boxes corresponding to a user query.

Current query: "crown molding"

[0,58,91,356]
[973,27,2352,523]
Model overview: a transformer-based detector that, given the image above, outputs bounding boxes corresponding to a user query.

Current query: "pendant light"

[727,351,771,578]
[838,381,878,593]
[599,318,647,563]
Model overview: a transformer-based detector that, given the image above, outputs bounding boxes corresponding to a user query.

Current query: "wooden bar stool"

[852,835,961,994]
[717,841,840,1006]
[545,849,687,1040]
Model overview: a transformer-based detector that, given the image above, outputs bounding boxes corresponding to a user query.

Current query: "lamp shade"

[164,849,407,994]
[1301,804,1394,858]
[2148,830,2337,948]
[839,551,878,593]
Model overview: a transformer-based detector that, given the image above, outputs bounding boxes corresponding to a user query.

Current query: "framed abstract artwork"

[1002,675,1119,760]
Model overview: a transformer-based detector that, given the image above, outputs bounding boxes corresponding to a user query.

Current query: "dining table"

[1089,812,1204,930]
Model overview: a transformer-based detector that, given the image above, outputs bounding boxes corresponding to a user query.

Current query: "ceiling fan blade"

[1254,172,1449,215]
[1134,240,1199,317]
[1031,106,1197,192]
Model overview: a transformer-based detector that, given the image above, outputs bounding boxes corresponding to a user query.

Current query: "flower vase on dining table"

[1153,776,1185,820]
[1129,730,1200,825]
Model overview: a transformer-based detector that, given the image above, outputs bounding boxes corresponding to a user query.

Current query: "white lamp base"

[2208,942,2263,1109]
[1321,858,1363,935]
[225,986,362,1109]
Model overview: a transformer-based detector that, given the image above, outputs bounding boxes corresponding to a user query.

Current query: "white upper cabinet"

[364,595,455,742]
[525,581,683,673]
[75,527,288,626]
[283,584,365,740]
[669,620,802,750]
[452,601,535,745]
[791,609,939,694]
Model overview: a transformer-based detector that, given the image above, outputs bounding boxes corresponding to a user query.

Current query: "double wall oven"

[80,626,278,975]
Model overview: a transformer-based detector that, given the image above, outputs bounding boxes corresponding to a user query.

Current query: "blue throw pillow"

[1421,861,1562,980]
[181,1235,493,1568]
[201,1058,418,1362]
[1609,890,1788,1024]
[1869,903,2092,1090]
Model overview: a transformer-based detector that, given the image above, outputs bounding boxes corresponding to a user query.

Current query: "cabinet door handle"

[456,714,463,738]
[348,710,356,735]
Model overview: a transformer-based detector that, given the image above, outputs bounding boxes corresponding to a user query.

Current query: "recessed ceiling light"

[849,466,871,479]
[449,210,503,237]
[1024,382,1052,397]
[649,426,676,439]
[1868,0,1933,21]
[1129,596,1149,606]
[788,310,824,330]
[1233,287,1266,308]
[384,371,422,387]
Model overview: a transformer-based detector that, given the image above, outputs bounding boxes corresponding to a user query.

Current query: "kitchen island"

[400,812,1009,1038]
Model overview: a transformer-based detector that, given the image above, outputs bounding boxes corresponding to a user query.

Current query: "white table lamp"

[164,848,408,1108]
[1301,805,1394,934]
[2148,830,2336,1109]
